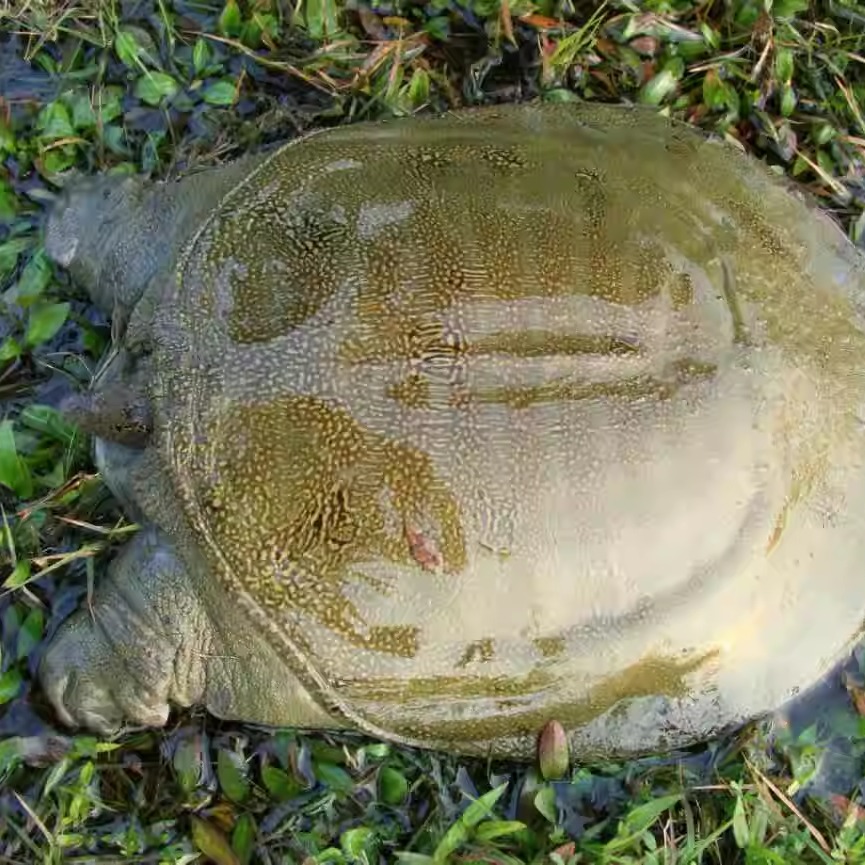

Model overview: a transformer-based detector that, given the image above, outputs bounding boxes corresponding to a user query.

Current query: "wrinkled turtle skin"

[40,100,865,761]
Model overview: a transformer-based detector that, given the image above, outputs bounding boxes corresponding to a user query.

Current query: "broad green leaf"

[69,736,121,758]
[0,421,33,498]
[16,607,43,659]
[424,15,449,40]
[55,833,88,849]
[240,19,264,47]
[95,86,124,124]
[341,827,376,862]
[173,738,204,793]
[25,301,70,346]
[193,37,212,74]
[533,785,557,823]
[751,799,769,846]
[2,606,19,642]
[102,124,130,157]
[0,178,17,222]
[813,123,836,146]
[36,102,74,140]
[3,561,32,590]
[115,25,158,68]
[780,84,797,117]
[622,793,683,834]
[134,72,179,106]
[231,813,257,865]
[82,323,109,357]
[433,782,508,863]
[315,761,354,793]
[0,668,23,704]
[732,794,749,848]
[217,747,249,803]
[700,21,720,50]
[20,403,78,446]
[772,0,809,17]
[460,782,508,827]
[202,80,237,106]
[0,737,25,774]
[817,148,836,177]
[474,820,527,841]
[219,0,243,37]
[69,92,97,131]
[605,793,683,853]
[639,68,678,105]
[293,0,340,41]
[14,249,53,304]
[775,47,794,83]
[80,760,94,785]
[43,756,72,795]
[0,237,30,283]
[41,148,77,175]
[251,12,278,42]
[261,765,301,801]
[0,117,14,156]
[702,69,737,112]
[379,766,408,805]
[0,339,21,362]
[407,69,430,107]
[115,29,142,68]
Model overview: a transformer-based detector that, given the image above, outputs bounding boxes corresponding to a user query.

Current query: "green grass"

[6,0,865,862]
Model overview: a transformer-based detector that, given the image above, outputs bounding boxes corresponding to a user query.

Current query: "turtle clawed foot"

[41,666,125,738]
[39,614,171,737]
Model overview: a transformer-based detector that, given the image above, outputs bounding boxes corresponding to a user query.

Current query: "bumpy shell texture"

[150,101,865,758]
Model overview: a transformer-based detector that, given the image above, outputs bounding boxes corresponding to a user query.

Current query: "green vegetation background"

[5,0,865,862]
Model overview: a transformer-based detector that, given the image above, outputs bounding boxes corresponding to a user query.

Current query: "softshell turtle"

[40,100,865,761]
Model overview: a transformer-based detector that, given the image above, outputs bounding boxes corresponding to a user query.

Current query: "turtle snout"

[44,173,137,272]
[60,386,153,448]
[43,189,82,269]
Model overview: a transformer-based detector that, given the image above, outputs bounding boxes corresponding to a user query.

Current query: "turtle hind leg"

[39,526,209,734]
[39,525,348,736]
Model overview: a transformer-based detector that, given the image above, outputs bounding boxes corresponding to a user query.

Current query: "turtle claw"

[40,648,125,737]
[40,634,171,736]
[38,527,207,736]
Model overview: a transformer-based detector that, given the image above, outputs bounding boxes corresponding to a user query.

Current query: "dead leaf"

[629,35,659,56]
[357,6,388,40]
[843,672,865,715]
[518,13,567,30]
[499,0,515,45]
[190,815,240,865]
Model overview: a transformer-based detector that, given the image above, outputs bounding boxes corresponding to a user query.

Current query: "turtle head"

[61,384,152,449]
[44,172,168,318]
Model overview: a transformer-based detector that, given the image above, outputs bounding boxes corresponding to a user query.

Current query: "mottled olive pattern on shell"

[40,101,865,760]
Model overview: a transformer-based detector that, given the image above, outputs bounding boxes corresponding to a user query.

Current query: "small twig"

[745,759,831,855]
[192,31,337,96]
